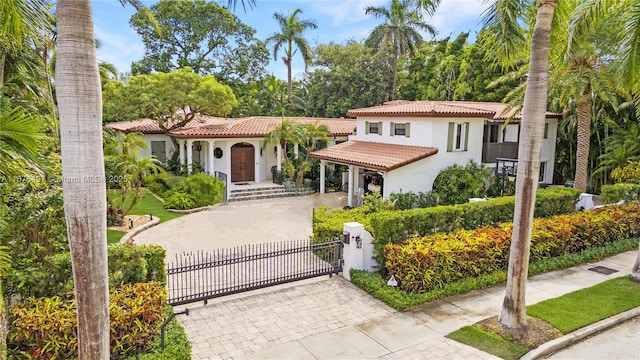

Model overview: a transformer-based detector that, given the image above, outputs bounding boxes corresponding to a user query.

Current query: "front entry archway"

[231,143,255,182]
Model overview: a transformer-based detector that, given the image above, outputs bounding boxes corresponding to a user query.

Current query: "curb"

[166,202,225,214]
[119,215,160,243]
[521,306,640,360]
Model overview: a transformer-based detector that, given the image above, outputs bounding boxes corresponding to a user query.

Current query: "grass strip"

[446,326,528,360]
[351,237,638,310]
[107,229,126,244]
[447,276,640,359]
[527,276,640,333]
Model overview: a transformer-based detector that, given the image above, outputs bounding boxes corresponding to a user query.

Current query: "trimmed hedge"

[602,183,640,203]
[312,187,580,244]
[351,237,639,310]
[385,202,640,293]
[8,282,167,359]
[5,244,166,300]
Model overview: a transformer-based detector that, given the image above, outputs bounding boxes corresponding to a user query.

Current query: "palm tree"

[56,0,110,357]
[263,119,304,180]
[0,106,43,179]
[482,0,558,331]
[265,8,317,98]
[365,0,436,100]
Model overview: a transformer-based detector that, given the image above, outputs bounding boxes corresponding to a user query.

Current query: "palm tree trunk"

[499,0,556,332]
[574,88,592,191]
[56,1,110,358]
[631,242,640,282]
[286,57,292,99]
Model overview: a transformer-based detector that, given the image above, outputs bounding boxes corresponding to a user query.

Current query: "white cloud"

[94,25,145,74]
[430,0,489,38]
[308,0,386,26]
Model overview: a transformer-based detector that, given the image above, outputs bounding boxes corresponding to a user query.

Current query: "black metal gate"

[166,239,342,306]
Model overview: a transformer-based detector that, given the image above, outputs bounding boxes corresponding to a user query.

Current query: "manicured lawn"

[109,189,184,224]
[446,326,527,360]
[527,276,640,333]
[107,229,126,244]
[447,276,640,359]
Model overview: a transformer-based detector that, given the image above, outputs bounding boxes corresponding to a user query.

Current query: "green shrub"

[385,202,640,293]
[172,173,225,208]
[432,161,493,205]
[4,244,166,300]
[128,307,191,359]
[389,191,438,210]
[144,173,185,198]
[8,282,167,359]
[601,183,640,203]
[312,188,581,254]
[164,192,196,210]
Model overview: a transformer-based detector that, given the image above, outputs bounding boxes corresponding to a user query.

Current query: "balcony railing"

[482,142,518,163]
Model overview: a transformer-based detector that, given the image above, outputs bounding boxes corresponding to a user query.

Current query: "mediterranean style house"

[309,100,561,206]
[107,115,355,183]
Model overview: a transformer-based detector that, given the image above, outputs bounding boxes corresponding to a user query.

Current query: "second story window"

[447,122,469,152]
[391,122,410,137]
[365,121,382,135]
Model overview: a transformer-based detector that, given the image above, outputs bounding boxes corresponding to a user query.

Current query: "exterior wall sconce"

[195,143,202,152]
[339,231,350,244]
[355,236,362,249]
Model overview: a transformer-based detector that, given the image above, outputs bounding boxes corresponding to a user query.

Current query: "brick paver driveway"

[133,193,347,260]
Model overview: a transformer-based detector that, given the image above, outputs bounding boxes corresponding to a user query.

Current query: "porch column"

[347,165,354,207]
[178,139,185,168]
[320,160,326,194]
[186,139,193,174]
[254,143,260,182]
[294,143,299,159]
[208,140,215,175]
[276,145,282,171]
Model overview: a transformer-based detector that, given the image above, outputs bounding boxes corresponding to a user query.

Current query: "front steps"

[228,185,310,202]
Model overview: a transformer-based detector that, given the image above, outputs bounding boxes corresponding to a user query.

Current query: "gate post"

[342,222,377,281]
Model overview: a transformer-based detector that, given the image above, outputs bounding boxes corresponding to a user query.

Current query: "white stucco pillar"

[254,143,260,182]
[320,160,326,194]
[347,165,354,207]
[186,139,193,174]
[208,140,215,175]
[294,143,299,159]
[276,145,282,171]
[178,139,185,168]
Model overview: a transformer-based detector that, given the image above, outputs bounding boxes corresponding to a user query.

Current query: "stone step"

[230,188,287,197]
[229,191,300,202]
[230,185,285,194]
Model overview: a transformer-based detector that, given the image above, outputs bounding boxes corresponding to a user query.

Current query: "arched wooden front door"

[231,143,255,182]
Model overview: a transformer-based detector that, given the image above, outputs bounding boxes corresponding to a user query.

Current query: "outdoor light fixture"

[339,231,350,244]
[195,143,202,152]
[355,236,362,249]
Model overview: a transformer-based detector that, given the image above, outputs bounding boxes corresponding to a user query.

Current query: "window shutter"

[379,121,383,135]
[447,122,454,152]
[464,122,470,151]
[365,121,369,134]
[405,123,410,137]
[390,122,395,136]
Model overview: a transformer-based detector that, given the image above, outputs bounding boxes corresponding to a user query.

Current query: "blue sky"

[92,0,488,80]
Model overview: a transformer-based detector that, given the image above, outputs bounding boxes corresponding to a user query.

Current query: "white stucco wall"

[350,117,434,147]
[540,118,558,184]
[383,157,438,196]
[430,117,484,166]
[140,134,175,162]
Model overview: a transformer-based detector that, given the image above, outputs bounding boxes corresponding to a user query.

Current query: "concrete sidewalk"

[180,249,638,359]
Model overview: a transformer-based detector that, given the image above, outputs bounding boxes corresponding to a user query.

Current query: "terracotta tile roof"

[309,141,438,172]
[170,116,356,138]
[107,116,356,138]
[347,101,562,120]
[106,115,230,134]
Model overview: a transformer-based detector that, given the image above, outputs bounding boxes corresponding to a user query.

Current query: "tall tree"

[483,0,558,331]
[265,8,317,98]
[56,0,110,357]
[304,41,391,118]
[102,67,237,161]
[365,0,436,100]
[129,0,268,83]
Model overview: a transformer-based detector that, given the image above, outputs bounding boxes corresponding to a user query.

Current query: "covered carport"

[309,140,438,207]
